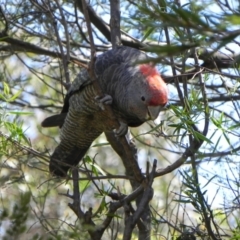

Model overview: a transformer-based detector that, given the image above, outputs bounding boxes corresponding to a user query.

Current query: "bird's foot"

[95,94,113,110]
[114,121,128,137]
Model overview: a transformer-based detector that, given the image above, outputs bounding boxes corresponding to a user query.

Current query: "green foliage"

[231,222,240,240]
[0,192,31,240]
[226,14,240,25]
[179,170,207,213]
[0,82,31,144]
[0,0,239,239]
[0,82,22,103]
[169,103,211,144]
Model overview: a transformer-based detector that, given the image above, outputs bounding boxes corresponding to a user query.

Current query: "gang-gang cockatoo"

[42,46,168,177]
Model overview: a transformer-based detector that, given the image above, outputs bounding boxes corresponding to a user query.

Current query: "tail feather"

[49,145,89,177]
[41,113,67,128]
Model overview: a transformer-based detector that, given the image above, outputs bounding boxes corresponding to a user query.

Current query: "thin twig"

[68,169,85,219]
[189,49,218,240]
[100,185,144,234]
[110,0,121,48]
[123,160,157,240]
[81,0,143,184]
[0,131,48,162]
[47,0,70,87]
[54,0,71,84]
[132,160,156,225]
[154,139,202,178]
[0,6,8,34]
[67,168,103,240]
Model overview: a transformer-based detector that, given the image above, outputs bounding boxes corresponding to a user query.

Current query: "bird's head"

[127,64,168,121]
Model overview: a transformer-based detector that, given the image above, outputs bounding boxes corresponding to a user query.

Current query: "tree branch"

[67,169,102,240]
[0,36,88,68]
[52,0,71,84]
[74,0,155,49]
[110,0,121,48]
[81,0,143,184]
[155,137,203,178]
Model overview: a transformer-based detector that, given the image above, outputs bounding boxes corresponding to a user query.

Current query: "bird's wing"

[41,46,146,128]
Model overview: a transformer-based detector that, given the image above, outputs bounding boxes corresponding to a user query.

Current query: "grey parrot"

[42,46,168,177]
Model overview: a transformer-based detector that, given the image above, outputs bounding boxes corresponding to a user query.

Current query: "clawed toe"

[114,121,128,137]
[95,94,113,110]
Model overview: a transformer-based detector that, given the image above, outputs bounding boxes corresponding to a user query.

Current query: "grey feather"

[42,46,168,177]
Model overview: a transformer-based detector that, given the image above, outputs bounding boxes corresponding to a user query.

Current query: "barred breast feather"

[42,46,168,177]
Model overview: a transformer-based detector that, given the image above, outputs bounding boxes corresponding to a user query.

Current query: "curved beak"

[147,105,165,120]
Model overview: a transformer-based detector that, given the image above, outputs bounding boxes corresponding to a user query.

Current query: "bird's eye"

[141,96,145,101]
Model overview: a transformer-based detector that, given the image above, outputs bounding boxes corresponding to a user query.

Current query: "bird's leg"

[94,94,113,110]
[114,120,128,136]
[95,95,128,136]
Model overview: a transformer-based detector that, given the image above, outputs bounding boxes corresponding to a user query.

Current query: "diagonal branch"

[74,0,148,48]
[81,0,143,184]
[65,1,145,239]
[0,36,88,68]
